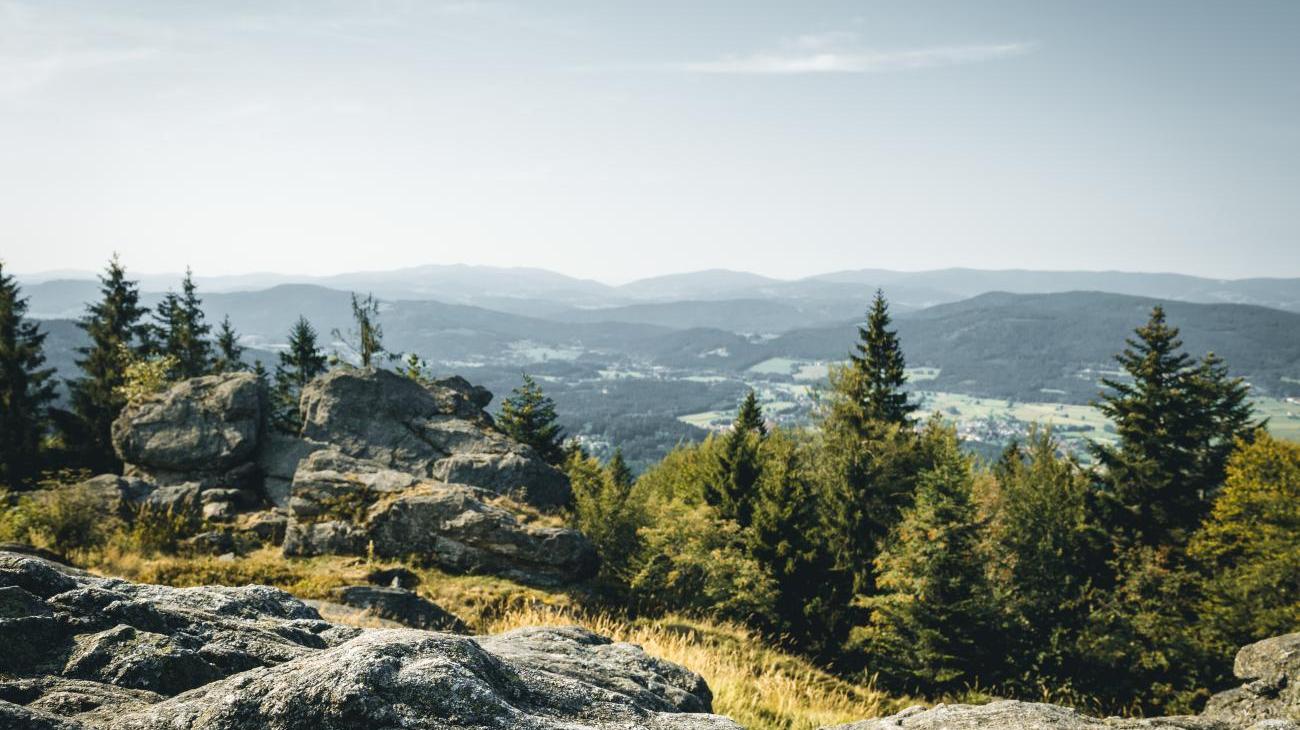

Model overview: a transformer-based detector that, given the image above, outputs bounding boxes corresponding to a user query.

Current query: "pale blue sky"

[2,1,1297,282]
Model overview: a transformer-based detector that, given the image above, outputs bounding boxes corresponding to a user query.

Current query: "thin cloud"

[681,41,1036,75]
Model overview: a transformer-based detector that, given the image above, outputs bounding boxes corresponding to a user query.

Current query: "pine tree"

[333,292,384,367]
[273,316,328,432]
[710,390,766,527]
[1093,306,1259,548]
[846,289,915,429]
[68,255,149,470]
[607,447,633,491]
[746,429,843,657]
[983,426,1108,689]
[855,430,998,692]
[0,263,57,487]
[211,316,245,373]
[735,389,766,436]
[497,374,566,465]
[152,268,211,378]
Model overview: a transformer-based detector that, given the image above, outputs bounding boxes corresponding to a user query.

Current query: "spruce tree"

[855,430,998,692]
[68,255,149,470]
[0,263,57,487]
[607,447,633,491]
[273,316,328,432]
[152,268,211,378]
[847,289,915,428]
[710,390,766,527]
[1093,306,1259,548]
[211,316,245,373]
[497,373,565,465]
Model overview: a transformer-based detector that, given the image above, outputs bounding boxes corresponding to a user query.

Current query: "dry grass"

[80,548,898,730]
[485,605,898,729]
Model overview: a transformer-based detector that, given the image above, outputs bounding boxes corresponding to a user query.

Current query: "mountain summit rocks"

[0,551,739,730]
[101,368,592,584]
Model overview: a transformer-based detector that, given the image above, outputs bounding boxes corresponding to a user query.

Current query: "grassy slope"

[86,548,897,730]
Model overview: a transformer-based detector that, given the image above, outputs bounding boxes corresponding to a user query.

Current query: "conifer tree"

[152,268,211,378]
[710,390,766,527]
[855,430,998,692]
[273,316,328,432]
[333,292,384,367]
[1093,306,1259,548]
[747,429,843,656]
[984,427,1107,687]
[607,447,633,491]
[497,373,565,465]
[68,255,149,470]
[0,263,57,487]
[211,316,245,373]
[846,289,915,429]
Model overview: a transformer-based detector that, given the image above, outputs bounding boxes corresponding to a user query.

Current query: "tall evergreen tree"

[497,373,565,465]
[607,447,634,491]
[846,289,915,429]
[0,263,57,487]
[211,316,245,373]
[152,268,211,378]
[710,390,766,527]
[1093,306,1259,548]
[68,255,149,470]
[855,429,998,692]
[273,316,328,432]
[746,429,843,657]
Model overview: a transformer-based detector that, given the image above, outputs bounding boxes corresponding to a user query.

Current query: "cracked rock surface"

[0,551,739,730]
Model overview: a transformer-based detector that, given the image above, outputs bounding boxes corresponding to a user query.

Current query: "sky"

[2,0,1298,283]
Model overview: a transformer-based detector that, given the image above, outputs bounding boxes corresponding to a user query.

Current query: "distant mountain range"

[20,265,1300,318]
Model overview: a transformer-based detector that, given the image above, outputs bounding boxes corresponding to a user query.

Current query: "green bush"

[0,484,122,558]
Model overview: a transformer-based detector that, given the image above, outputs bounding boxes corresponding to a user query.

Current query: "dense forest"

[2,258,1298,714]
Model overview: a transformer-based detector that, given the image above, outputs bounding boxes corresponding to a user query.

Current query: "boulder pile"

[92,368,594,584]
[0,551,740,729]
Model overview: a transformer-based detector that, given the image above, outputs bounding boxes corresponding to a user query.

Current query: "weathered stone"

[112,628,742,730]
[0,551,737,730]
[329,585,468,633]
[299,368,570,508]
[1203,633,1300,729]
[74,475,155,520]
[366,566,420,589]
[285,467,596,584]
[364,484,597,585]
[112,373,262,475]
[63,624,223,695]
[477,626,715,714]
[255,433,328,509]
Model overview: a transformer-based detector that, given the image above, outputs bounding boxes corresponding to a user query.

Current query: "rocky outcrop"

[111,373,262,487]
[1201,633,1300,728]
[283,449,597,585]
[0,551,739,730]
[329,585,468,632]
[299,368,571,508]
[822,700,1223,730]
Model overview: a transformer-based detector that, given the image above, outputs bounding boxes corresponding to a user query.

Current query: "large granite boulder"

[0,551,738,730]
[1202,633,1300,728]
[299,368,571,508]
[282,450,597,585]
[112,373,262,477]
